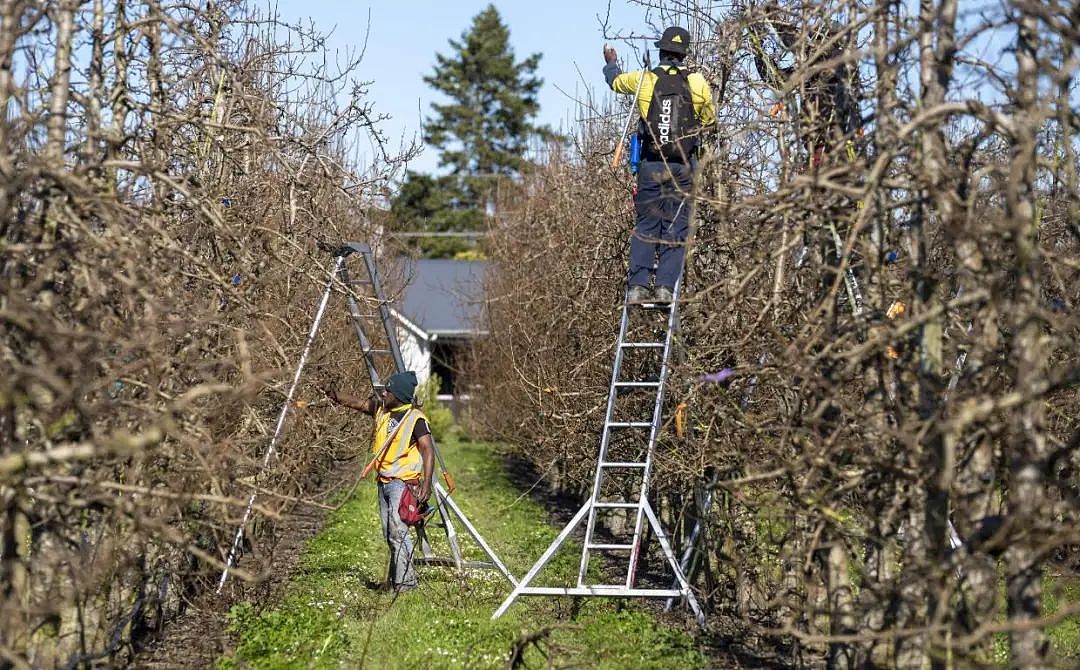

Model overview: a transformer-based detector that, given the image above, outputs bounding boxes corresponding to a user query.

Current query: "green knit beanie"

[386,371,418,404]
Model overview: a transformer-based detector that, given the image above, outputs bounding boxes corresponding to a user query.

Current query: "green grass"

[1045,574,1080,665]
[990,571,1080,667]
[217,436,705,669]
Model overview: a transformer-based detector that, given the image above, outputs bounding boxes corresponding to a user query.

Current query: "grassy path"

[218,437,705,669]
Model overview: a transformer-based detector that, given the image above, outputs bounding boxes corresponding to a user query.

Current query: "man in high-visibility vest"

[328,371,435,591]
[604,26,716,304]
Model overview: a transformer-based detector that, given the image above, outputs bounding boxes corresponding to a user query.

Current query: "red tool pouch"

[397,481,428,526]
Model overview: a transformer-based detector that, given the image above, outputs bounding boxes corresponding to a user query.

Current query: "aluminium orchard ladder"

[493,280,704,626]
[334,242,407,389]
[331,242,515,581]
[218,242,518,590]
[332,242,454,565]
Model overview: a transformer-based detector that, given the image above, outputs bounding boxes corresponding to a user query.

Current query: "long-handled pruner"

[611,49,651,168]
[430,441,455,495]
[360,412,409,480]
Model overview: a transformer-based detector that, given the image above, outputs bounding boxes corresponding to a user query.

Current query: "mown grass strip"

[218,436,705,669]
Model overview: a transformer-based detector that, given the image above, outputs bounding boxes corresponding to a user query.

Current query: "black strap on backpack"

[643,65,699,162]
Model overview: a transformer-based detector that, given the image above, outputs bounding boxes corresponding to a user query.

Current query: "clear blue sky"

[271,1,654,174]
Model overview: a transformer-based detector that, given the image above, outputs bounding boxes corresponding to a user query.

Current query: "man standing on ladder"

[603,26,716,304]
[327,371,434,592]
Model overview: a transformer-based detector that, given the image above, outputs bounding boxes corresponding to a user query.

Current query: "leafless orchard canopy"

[0,0,1078,667]
[0,0,421,665]
[469,0,1079,667]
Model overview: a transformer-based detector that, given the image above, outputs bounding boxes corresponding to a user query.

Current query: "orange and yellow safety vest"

[372,404,428,483]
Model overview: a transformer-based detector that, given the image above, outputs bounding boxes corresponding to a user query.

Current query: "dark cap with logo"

[655,26,690,55]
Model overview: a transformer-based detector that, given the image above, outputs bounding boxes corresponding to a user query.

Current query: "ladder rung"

[515,586,684,598]
[620,342,664,349]
[586,543,634,550]
[349,306,386,315]
[361,348,391,355]
[613,381,660,388]
[598,461,647,469]
[605,422,653,428]
[592,501,640,509]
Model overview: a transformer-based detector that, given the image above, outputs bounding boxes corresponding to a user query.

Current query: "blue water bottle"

[628,132,641,174]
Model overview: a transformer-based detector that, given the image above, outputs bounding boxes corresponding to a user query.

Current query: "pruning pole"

[216,256,343,592]
[426,439,455,495]
[611,50,651,168]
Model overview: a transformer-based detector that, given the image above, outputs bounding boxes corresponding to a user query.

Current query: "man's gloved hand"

[603,44,618,64]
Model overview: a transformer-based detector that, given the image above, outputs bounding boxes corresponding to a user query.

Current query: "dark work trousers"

[629,159,694,290]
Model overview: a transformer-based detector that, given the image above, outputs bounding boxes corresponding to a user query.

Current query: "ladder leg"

[338,246,405,396]
[579,300,634,586]
[627,503,649,588]
[435,483,516,586]
[361,248,406,372]
[667,473,718,611]
[343,286,384,387]
[414,522,434,559]
[829,222,862,316]
[217,255,343,592]
[493,502,590,619]
[643,501,705,627]
[628,277,682,587]
[431,487,464,569]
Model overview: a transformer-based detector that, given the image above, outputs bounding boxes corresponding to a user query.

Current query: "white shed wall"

[397,328,431,386]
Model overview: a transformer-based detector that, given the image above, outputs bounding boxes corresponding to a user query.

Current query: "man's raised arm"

[603,44,642,94]
[325,387,376,415]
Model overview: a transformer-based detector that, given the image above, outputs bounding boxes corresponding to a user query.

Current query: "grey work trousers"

[377,478,418,589]
[628,159,694,290]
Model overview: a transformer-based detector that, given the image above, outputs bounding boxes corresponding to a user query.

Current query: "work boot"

[654,286,674,303]
[627,285,651,304]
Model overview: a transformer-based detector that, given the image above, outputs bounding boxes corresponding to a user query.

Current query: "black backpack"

[643,65,699,162]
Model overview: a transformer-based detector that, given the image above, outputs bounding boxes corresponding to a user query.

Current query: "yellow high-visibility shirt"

[610,65,716,127]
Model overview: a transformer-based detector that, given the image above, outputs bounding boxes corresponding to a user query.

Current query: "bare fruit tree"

[469,0,1079,666]
[1,1,415,665]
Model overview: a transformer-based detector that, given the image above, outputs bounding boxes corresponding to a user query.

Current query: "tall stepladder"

[218,242,515,591]
[492,278,705,626]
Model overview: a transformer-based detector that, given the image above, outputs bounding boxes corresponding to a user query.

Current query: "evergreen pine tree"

[393,4,552,258]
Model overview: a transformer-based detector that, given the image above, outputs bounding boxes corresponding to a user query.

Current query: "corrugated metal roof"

[396,258,487,337]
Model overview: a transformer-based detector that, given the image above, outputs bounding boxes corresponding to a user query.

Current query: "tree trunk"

[1004,6,1048,667]
[826,539,855,669]
[106,0,130,191]
[45,0,78,167]
[144,1,167,205]
[84,0,106,166]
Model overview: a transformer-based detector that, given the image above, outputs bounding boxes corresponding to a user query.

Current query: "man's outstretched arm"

[326,388,376,415]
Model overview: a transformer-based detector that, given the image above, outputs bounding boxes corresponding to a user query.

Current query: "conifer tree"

[393,4,551,258]
[424,4,547,180]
